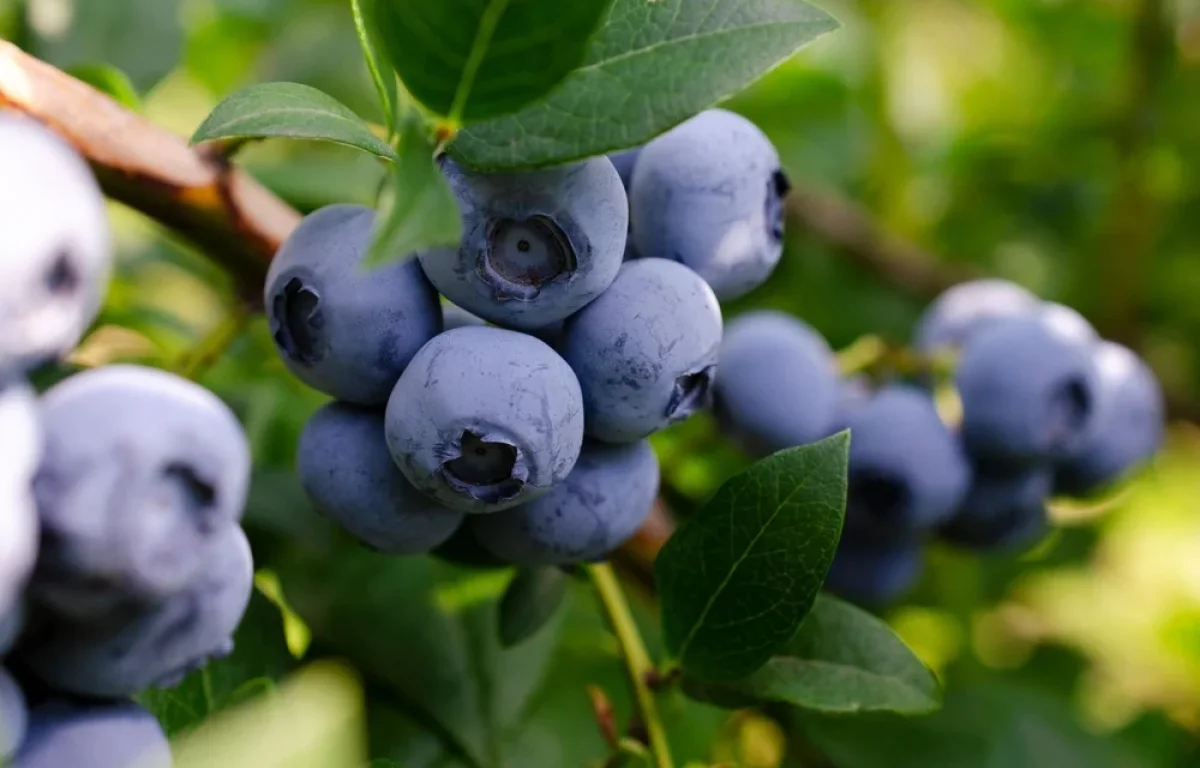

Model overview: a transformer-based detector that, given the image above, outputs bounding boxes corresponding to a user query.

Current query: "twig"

[587,563,674,768]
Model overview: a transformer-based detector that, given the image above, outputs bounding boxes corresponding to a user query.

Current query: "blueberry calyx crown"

[272,277,323,365]
[480,215,577,301]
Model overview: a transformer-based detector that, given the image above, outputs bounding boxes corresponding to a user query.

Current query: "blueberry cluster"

[277,109,789,567]
[0,113,256,767]
[715,280,1165,604]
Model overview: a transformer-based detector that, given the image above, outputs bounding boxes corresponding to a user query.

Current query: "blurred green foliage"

[6,0,1200,765]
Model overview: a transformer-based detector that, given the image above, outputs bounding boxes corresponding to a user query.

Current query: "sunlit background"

[4,0,1200,765]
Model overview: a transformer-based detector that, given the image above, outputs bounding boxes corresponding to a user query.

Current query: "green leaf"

[452,0,839,170]
[190,82,396,160]
[138,590,297,737]
[364,112,463,266]
[66,63,142,110]
[351,0,397,138]
[656,432,849,683]
[371,0,614,123]
[683,595,940,715]
[498,567,570,648]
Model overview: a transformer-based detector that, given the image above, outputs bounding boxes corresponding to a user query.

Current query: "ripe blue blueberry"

[18,523,253,698]
[914,279,1039,354]
[265,204,443,405]
[629,109,788,300]
[713,311,838,456]
[386,326,585,514]
[842,385,970,540]
[561,259,722,443]
[0,668,26,760]
[32,365,250,620]
[1038,302,1098,348]
[0,379,40,623]
[0,115,112,376]
[298,402,465,554]
[1056,342,1164,495]
[14,699,171,768]
[825,536,922,606]
[420,157,627,330]
[940,463,1051,551]
[609,149,640,191]
[472,440,659,565]
[956,316,1097,463]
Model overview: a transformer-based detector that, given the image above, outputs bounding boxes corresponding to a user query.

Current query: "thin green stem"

[587,563,675,768]
[172,305,249,381]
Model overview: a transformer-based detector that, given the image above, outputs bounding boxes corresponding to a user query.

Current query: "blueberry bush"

[0,0,1197,766]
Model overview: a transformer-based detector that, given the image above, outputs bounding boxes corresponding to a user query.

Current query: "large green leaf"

[498,567,570,649]
[351,0,397,137]
[370,0,613,123]
[451,0,839,170]
[190,82,396,160]
[138,590,297,737]
[656,432,848,682]
[683,595,940,715]
[364,112,463,266]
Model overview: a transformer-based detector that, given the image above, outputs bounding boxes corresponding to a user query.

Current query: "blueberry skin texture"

[472,440,659,566]
[914,279,1039,353]
[0,380,41,623]
[713,311,838,456]
[19,523,253,698]
[0,668,27,760]
[561,259,722,443]
[609,149,641,191]
[420,157,627,330]
[956,316,1098,464]
[843,385,971,540]
[0,115,112,376]
[386,326,585,514]
[1056,342,1164,495]
[265,204,443,405]
[940,463,1051,551]
[31,365,250,620]
[825,536,922,606]
[630,109,788,300]
[298,402,465,554]
[14,699,171,768]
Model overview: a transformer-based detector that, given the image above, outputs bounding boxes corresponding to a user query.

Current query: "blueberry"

[0,380,40,622]
[0,668,27,760]
[914,279,1040,354]
[712,311,838,456]
[939,462,1051,551]
[0,115,112,376]
[265,204,443,405]
[825,536,922,606]
[629,109,788,300]
[843,385,971,540]
[385,327,584,514]
[32,365,250,620]
[472,440,659,565]
[609,149,641,191]
[1038,302,1098,348]
[956,316,1097,463]
[1056,342,1164,495]
[298,402,464,554]
[14,699,171,768]
[561,259,722,443]
[18,523,253,698]
[442,302,487,332]
[420,157,627,330]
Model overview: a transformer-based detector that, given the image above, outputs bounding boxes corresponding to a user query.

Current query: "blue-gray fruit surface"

[561,259,722,444]
[629,109,788,300]
[472,439,659,565]
[940,462,1052,551]
[420,157,627,331]
[1056,341,1164,495]
[18,523,253,698]
[264,204,443,405]
[14,699,171,768]
[0,668,27,760]
[842,385,970,539]
[298,402,465,554]
[0,379,40,624]
[914,279,1039,354]
[32,365,250,620]
[713,310,838,456]
[956,315,1098,463]
[825,536,922,606]
[386,326,584,514]
[0,115,112,376]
